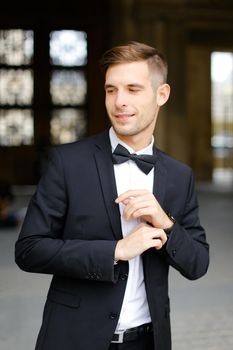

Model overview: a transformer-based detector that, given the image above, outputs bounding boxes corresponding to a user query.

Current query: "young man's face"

[104,61,167,149]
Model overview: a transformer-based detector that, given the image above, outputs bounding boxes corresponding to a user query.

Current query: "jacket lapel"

[143,149,168,270]
[93,131,122,240]
[153,149,167,207]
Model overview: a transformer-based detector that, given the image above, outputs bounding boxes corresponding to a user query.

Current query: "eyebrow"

[104,83,144,89]
[127,83,144,89]
[104,84,115,90]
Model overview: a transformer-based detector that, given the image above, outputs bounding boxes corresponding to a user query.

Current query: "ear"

[156,83,170,106]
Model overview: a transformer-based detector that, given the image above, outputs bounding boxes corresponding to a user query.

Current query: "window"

[0,29,34,146]
[211,51,233,182]
[0,29,88,147]
[49,30,87,144]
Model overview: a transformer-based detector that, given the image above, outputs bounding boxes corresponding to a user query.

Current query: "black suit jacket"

[15,130,209,350]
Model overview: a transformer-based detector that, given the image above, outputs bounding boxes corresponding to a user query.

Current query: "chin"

[112,126,134,137]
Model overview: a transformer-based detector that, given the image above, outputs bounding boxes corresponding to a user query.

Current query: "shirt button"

[109,312,117,320]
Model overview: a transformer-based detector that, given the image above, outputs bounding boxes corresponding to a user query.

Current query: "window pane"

[211,51,233,179]
[0,30,33,65]
[50,70,86,105]
[0,69,33,105]
[0,109,34,146]
[211,52,233,126]
[50,108,86,144]
[50,30,87,66]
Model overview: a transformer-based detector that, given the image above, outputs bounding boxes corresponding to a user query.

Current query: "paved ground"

[170,188,233,350]
[0,184,233,350]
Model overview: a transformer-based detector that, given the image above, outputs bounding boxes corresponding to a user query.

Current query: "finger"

[123,196,156,219]
[124,205,154,221]
[121,194,153,211]
[123,203,150,220]
[153,239,163,250]
[153,230,167,246]
[145,234,164,250]
[135,225,160,239]
[115,189,148,203]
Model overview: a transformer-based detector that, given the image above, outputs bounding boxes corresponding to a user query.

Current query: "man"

[15,41,209,350]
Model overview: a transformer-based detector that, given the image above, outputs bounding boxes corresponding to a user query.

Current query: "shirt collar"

[109,127,154,156]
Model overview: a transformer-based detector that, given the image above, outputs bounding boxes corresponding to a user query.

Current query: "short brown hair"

[99,41,168,84]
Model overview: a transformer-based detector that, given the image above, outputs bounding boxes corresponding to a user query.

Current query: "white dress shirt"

[109,127,154,330]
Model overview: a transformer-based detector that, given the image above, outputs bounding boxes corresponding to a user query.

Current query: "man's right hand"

[114,223,167,261]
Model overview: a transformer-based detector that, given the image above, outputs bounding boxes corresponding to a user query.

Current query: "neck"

[116,133,153,152]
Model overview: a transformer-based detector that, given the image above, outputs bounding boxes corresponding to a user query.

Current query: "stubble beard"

[111,117,156,139]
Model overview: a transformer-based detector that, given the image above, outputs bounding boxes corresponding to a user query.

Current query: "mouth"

[114,113,135,121]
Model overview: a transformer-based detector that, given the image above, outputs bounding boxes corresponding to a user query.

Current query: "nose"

[114,91,127,109]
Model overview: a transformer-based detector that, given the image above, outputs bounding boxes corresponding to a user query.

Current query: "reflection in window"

[0,69,33,105]
[50,30,87,66]
[0,30,33,65]
[0,109,34,146]
[50,70,86,105]
[50,108,86,144]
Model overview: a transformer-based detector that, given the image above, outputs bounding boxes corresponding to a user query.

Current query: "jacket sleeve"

[164,170,209,280]
[15,147,119,283]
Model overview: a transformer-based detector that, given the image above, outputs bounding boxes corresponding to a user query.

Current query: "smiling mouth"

[115,113,134,119]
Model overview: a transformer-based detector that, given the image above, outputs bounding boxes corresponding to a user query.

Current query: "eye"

[105,87,115,94]
[128,85,143,93]
[129,88,140,92]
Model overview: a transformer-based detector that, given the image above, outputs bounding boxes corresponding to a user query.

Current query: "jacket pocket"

[47,288,81,308]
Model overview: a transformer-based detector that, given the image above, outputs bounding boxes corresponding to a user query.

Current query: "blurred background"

[0,0,233,349]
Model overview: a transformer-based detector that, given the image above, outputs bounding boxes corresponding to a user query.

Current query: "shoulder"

[49,130,110,160]
[156,149,196,199]
[156,148,192,177]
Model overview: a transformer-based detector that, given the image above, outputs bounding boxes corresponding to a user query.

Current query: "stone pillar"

[186,45,213,180]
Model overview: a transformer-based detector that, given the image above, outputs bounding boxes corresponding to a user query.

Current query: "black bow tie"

[112,144,156,175]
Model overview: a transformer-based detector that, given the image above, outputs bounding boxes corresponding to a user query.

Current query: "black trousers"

[108,332,154,350]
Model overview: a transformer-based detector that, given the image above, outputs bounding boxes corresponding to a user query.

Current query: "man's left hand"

[115,189,173,230]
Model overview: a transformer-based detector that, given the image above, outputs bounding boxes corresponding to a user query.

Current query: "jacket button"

[172,249,177,257]
[109,312,117,320]
[120,273,128,281]
[86,273,92,279]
